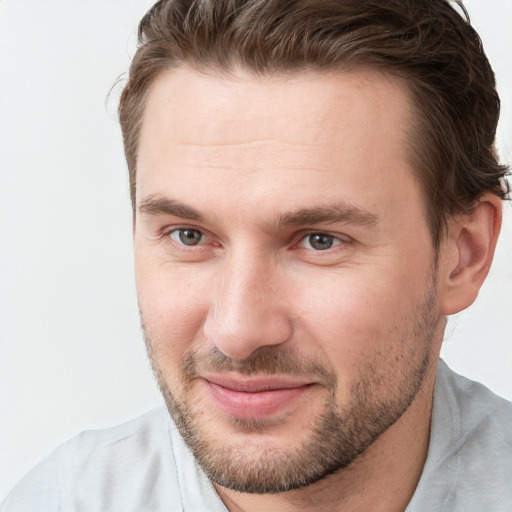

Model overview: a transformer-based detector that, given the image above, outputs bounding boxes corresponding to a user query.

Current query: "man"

[2,0,511,511]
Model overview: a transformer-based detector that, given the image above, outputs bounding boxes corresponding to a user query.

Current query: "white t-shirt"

[2,360,512,511]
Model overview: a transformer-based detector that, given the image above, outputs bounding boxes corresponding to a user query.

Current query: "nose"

[203,254,293,360]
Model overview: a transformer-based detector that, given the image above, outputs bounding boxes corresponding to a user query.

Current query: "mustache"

[181,345,337,388]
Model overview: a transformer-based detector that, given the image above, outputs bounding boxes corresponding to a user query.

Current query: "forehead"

[136,66,423,228]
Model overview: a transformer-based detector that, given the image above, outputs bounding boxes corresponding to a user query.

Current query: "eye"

[169,228,205,246]
[300,233,340,251]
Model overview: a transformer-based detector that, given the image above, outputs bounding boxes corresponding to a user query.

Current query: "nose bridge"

[204,247,292,360]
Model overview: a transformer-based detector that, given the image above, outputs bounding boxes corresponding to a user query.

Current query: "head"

[120,0,507,496]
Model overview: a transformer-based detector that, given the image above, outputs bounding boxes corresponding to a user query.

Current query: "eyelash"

[163,226,351,254]
[164,226,212,250]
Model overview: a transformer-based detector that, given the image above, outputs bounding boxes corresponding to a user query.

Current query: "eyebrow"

[138,195,378,228]
[277,204,378,228]
[138,196,203,221]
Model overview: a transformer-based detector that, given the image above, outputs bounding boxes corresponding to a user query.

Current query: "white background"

[0,0,510,501]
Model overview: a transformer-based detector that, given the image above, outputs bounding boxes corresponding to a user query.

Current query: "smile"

[201,375,316,420]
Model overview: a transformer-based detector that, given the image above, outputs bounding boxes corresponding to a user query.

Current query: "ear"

[439,195,502,315]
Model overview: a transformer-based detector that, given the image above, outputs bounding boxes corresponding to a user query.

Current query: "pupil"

[309,234,333,250]
[179,229,202,246]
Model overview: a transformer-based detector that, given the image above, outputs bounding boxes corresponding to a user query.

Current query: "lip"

[201,374,315,420]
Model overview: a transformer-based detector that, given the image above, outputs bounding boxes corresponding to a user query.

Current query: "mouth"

[200,374,316,421]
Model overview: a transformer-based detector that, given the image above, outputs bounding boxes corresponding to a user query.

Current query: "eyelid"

[159,225,351,253]
[162,223,204,236]
[162,225,211,247]
[169,227,206,246]
[295,230,353,251]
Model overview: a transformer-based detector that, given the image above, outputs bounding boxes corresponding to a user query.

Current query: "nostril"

[203,309,293,361]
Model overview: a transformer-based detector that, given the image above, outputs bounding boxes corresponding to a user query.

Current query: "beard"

[142,275,438,495]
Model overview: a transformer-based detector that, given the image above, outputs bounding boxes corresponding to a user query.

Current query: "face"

[134,67,443,493]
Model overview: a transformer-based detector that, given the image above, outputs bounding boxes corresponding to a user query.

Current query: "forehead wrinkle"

[172,139,326,167]
[165,142,342,179]
[174,131,331,149]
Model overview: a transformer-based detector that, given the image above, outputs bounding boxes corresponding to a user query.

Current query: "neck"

[215,356,439,512]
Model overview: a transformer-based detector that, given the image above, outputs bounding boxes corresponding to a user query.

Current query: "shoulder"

[1,407,183,512]
[437,360,512,453]
[409,360,512,511]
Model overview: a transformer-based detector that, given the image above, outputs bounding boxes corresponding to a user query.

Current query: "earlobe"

[439,195,502,316]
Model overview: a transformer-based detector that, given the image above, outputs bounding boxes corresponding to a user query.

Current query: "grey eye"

[170,228,205,246]
[305,233,336,251]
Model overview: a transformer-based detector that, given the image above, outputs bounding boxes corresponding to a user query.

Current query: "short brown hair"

[119,0,509,246]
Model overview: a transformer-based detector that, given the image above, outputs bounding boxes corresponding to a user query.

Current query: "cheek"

[293,267,425,378]
[135,253,211,359]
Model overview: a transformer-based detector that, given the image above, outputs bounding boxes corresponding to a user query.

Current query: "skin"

[133,67,502,512]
